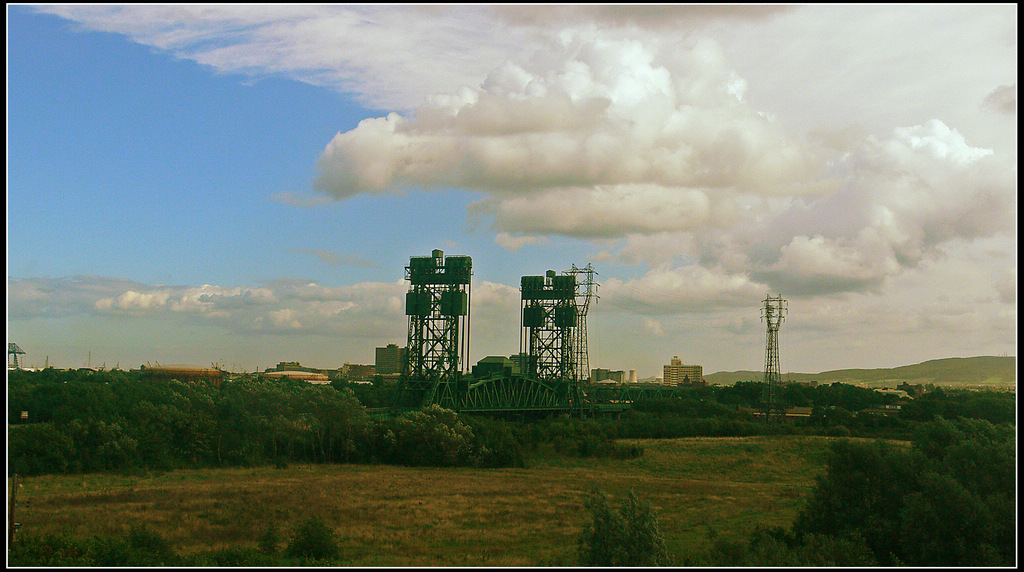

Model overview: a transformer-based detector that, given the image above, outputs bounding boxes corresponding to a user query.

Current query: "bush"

[10,526,178,567]
[183,546,278,566]
[8,533,96,566]
[257,521,280,555]
[464,415,526,468]
[577,488,670,566]
[373,405,475,467]
[124,524,177,566]
[7,422,76,475]
[285,515,340,562]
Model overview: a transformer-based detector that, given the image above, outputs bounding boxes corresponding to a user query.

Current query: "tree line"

[7,368,1015,476]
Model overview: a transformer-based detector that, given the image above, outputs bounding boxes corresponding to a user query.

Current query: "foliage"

[257,521,280,555]
[9,525,179,567]
[6,368,1014,480]
[182,546,278,567]
[577,488,671,566]
[370,405,476,466]
[791,417,1016,566]
[695,527,876,566]
[899,388,1015,424]
[464,414,527,468]
[8,533,97,566]
[7,422,76,475]
[284,515,341,561]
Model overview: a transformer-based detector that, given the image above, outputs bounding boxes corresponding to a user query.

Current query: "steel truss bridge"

[387,375,688,417]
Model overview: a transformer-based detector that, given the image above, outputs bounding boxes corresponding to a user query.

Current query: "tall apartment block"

[375,343,407,375]
[663,355,704,385]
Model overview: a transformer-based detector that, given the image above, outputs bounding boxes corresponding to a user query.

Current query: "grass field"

[12,435,875,566]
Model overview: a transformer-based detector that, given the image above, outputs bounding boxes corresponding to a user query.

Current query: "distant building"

[264,370,331,384]
[343,363,376,381]
[267,361,320,373]
[473,356,514,378]
[591,368,625,383]
[897,382,924,397]
[140,364,227,387]
[509,353,529,376]
[375,344,407,375]
[663,356,705,385]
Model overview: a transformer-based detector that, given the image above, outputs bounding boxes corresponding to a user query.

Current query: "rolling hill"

[704,356,1016,389]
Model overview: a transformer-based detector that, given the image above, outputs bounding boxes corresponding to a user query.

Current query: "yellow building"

[663,356,704,385]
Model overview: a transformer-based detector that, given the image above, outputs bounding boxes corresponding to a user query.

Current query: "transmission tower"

[395,249,472,409]
[8,343,26,370]
[760,294,787,422]
[563,263,598,382]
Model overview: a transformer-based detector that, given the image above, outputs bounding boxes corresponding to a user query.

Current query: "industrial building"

[663,356,705,385]
[263,370,331,384]
[591,368,625,383]
[343,362,376,381]
[472,356,516,378]
[139,364,228,387]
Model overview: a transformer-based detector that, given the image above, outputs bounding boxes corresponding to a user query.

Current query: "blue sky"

[7,5,1017,377]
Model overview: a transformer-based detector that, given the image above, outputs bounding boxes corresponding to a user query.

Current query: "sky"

[6,4,1018,378]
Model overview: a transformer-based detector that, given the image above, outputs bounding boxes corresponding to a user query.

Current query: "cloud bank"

[19,5,1015,372]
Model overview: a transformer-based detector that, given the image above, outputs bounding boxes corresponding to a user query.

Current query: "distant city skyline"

[7,5,1017,378]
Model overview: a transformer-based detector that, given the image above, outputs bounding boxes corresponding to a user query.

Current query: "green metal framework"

[563,263,598,382]
[520,271,578,382]
[8,342,26,369]
[390,253,619,418]
[394,250,472,409]
[585,382,684,404]
[461,374,578,412]
[760,294,787,421]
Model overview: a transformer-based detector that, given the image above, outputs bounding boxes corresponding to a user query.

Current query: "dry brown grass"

[14,435,851,566]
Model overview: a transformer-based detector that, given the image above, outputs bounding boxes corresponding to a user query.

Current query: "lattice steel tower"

[521,270,577,381]
[563,263,598,382]
[396,249,472,408]
[8,343,26,369]
[761,294,787,421]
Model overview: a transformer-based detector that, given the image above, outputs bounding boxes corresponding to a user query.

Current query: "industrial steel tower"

[563,263,598,382]
[8,343,26,370]
[521,270,578,381]
[761,294,787,421]
[396,249,472,408]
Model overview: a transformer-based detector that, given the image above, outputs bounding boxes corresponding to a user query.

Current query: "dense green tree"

[792,438,922,564]
[577,488,670,567]
[372,405,475,467]
[8,422,76,475]
[792,418,1015,566]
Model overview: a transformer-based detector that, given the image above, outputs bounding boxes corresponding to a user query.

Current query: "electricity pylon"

[761,294,787,422]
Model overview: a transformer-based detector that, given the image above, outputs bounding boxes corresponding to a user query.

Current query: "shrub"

[184,546,278,566]
[374,405,475,467]
[257,521,280,555]
[124,524,177,566]
[464,415,526,468]
[8,533,96,566]
[577,488,670,566]
[285,515,340,562]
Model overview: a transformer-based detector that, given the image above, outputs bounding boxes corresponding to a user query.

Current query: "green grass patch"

[12,435,876,566]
